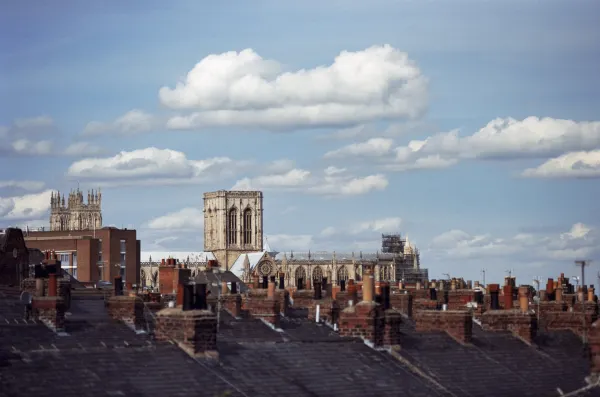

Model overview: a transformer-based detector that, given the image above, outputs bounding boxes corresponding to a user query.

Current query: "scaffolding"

[381,234,404,254]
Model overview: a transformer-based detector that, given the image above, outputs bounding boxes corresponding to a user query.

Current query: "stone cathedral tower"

[203,190,263,270]
[49,188,103,231]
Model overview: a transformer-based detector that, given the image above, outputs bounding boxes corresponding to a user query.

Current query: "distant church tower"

[203,190,263,270]
[49,188,103,231]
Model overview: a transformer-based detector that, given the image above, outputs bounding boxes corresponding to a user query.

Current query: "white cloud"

[0,181,45,191]
[233,166,388,197]
[429,222,599,262]
[67,147,248,186]
[146,207,204,230]
[324,137,394,159]
[522,150,600,179]
[10,139,53,155]
[0,190,52,221]
[353,217,402,234]
[82,110,157,136]
[320,226,337,237]
[389,117,600,171]
[160,45,428,130]
[13,116,53,129]
[324,166,346,176]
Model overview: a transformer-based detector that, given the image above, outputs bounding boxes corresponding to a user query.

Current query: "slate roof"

[1,286,598,397]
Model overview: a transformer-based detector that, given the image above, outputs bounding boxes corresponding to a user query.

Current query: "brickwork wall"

[384,310,403,346]
[446,290,474,310]
[155,308,217,358]
[414,310,472,343]
[591,319,600,375]
[221,294,242,317]
[245,296,280,327]
[481,310,537,343]
[21,278,72,310]
[390,292,412,318]
[541,311,596,336]
[338,301,384,346]
[414,299,439,311]
[291,290,315,309]
[106,295,145,330]
[31,296,66,332]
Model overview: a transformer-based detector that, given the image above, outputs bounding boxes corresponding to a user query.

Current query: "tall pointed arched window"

[228,208,237,245]
[243,208,252,245]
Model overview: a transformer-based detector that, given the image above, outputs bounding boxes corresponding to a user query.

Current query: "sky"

[1,0,600,286]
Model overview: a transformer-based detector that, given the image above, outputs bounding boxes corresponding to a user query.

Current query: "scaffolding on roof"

[381,233,404,254]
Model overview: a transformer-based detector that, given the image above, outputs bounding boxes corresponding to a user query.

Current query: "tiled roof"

[1,287,597,397]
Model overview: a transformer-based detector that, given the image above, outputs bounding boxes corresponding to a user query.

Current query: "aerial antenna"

[575,259,592,344]
[481,269,486,286]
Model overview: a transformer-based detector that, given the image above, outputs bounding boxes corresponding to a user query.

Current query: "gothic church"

[50,188,103,231]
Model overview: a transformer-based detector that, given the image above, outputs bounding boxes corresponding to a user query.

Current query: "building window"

[227,208,237,245]
[243,208,252,245]
[98,239,103,263]
[58,252,77,279]
[120,239,126,281]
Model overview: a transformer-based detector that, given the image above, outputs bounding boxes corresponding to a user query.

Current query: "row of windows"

[227,208,253,246]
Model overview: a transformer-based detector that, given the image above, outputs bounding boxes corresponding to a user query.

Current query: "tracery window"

[312,266,323,281]
[228,208,237,245]
[243,208,252,245]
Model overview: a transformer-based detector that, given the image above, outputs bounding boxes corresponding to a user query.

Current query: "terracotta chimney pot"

[518,286,529,313]
[267,281,276,299]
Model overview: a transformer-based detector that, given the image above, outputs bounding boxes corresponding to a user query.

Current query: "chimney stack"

[195,283,207,310]
[313,281,322,300]
[519,286,529,313]
[503,285,513,310]
[430,287,437,301]
[183,284,194,311]
[267,280,276,299]
[489,284,500,310]
[48,273,58,297]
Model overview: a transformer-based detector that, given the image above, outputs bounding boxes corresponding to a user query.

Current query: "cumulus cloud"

[429,222,598,262]
[0,180,45,192]
[13,116,53,129]
[160,45,428,131]
[232,166,388,197]
[67,147,249,186]
[388,117,600,171]
[324,137,394,159]
[522,150,600,179]
[0,190,52,221]
[146,207,204,230]
[82,110,157,136]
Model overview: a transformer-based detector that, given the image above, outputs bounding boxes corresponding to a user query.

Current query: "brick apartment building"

[24,227,140,284]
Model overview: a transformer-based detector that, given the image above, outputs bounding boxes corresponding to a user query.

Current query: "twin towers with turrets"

[50,187,103,231]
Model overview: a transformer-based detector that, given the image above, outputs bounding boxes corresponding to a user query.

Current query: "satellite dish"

[20,291,32,305]
[12,248,18,259]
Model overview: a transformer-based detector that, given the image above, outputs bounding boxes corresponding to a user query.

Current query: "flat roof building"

[24,227,140,284]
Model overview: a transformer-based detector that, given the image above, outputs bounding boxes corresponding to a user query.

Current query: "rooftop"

[1,285,598,397]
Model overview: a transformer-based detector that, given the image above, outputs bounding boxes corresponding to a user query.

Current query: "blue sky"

[2,0,599,286]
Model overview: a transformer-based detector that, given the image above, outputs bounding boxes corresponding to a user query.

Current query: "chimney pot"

[230,282,238,294]
[362,269,374,302]
[518,286,529,313]
[221,281,229,294]
[262,276,268,289]
[589,287,595,302]
[340,279,346,292]
[416,281,422,290]
[313,281,322,300]
[555,286,563,302]
[430,288,437,301]
[279,274,285,290]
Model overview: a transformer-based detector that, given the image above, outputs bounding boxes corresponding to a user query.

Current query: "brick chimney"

[245,281,281,327]
[488,284,500,310]
[590,319,600,377]
[107,292,145,332]
[415,310,473,344]
[503,285,514,310]
[155,301,218,359]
